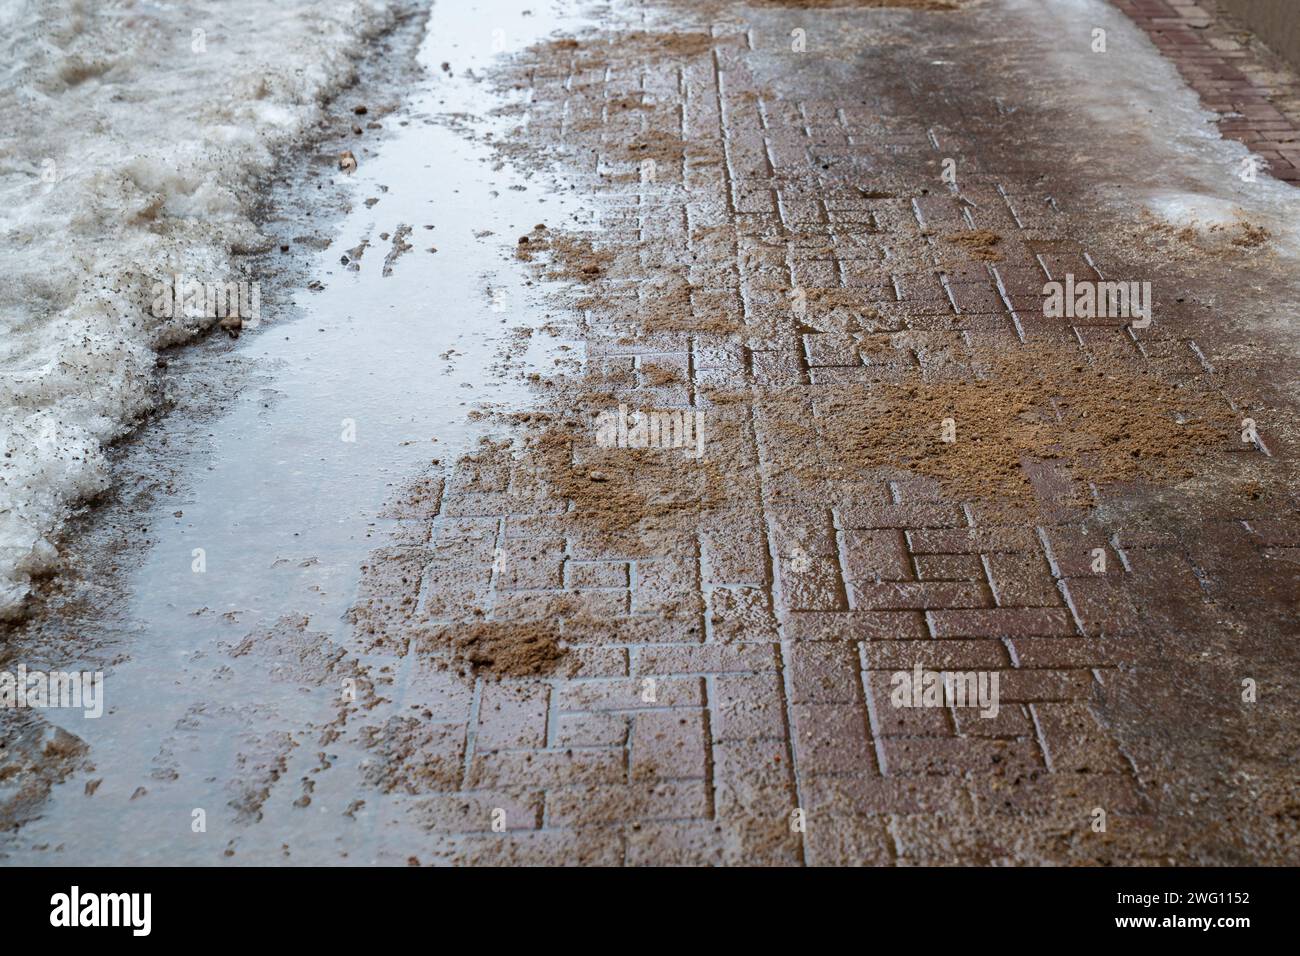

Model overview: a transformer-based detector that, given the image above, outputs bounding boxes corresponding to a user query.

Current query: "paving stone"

[336,0,1300,866]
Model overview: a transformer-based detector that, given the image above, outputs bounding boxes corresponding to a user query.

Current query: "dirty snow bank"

[0,0,402,617]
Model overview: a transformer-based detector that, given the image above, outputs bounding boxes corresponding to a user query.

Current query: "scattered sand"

[311,0,1300,866]
[522,419,727,532]
[1133,211,1274,259]
[944,228,1003,261]
[752,0,964,8]
[443,620,566,678]
[810,344,1233,505]
[517,226,612,282]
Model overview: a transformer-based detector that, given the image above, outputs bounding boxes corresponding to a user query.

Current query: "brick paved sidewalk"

[348,0,1300,864]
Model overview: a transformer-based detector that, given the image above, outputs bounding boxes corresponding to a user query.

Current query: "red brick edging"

[1111,0,1300,183]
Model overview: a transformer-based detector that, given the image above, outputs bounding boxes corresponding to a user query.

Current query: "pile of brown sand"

[808,344,1233,503]
[520,418,729,532]
[441,620,566,678]
[944,229,1003,261]
[517,226,613,283]
[552,30,717,64]
[750,0,965,8]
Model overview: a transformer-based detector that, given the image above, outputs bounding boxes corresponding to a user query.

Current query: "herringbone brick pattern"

[346,0,1300,865]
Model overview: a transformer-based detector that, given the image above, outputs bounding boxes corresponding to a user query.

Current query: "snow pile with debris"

[0,0,399,617]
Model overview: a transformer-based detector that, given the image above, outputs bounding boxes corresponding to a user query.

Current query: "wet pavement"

[3,0,1300,865]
